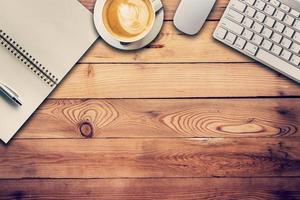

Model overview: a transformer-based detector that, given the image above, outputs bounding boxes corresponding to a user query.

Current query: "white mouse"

[174,0,216,35]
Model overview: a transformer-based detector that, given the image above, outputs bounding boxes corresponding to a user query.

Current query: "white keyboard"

[214,0,300,83]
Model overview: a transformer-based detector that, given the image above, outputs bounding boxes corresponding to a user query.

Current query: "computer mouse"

[174,0,216,35]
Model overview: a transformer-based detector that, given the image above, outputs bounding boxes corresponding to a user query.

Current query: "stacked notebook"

[0,0,98,143]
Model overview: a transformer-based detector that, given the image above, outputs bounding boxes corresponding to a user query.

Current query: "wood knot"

[79,122,94,138]
[146,44,165,49]
[10,191,25,200]
[146,110,160,118]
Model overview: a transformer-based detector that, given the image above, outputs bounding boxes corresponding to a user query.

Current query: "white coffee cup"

[94,0,163,43]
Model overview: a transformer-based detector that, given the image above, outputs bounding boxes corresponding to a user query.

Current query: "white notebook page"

[0,0,98,82]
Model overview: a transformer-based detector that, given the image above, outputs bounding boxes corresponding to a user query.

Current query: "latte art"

[118,1,150,35]
[103,0,155,41]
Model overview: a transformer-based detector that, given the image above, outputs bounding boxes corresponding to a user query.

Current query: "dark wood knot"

[10,191,25,200]
[79,122,93,138]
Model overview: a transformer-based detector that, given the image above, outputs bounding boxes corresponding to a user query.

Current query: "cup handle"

[152,0,163,13]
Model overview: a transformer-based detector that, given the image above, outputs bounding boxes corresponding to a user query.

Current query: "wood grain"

[1,178,300,199]
[80,22,252,63]
[0,0,299,197]
[50,63,300,98]
[19,99,300,139]
[79,0,228,20]
[1,138,300,178]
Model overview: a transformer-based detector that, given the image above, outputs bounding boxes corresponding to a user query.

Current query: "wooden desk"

[1,0,300,199]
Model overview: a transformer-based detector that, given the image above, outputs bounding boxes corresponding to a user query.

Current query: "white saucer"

[93,0,164,50]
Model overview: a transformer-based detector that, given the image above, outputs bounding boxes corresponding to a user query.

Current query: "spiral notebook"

[0,0,98,143]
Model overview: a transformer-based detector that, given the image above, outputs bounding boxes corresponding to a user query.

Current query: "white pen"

[0,82,22,106]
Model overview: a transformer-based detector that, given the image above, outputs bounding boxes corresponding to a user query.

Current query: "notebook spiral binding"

[0,29,58,87]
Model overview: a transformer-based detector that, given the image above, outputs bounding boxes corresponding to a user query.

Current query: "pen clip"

[0,83,18,97]
[0,82,22,106]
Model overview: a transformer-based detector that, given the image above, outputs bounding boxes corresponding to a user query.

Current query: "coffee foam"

[118,1,150,35]
[103,0,154,39]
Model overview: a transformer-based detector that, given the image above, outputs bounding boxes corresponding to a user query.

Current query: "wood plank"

[1,138,300,178]
[19,99,300,139]
[1,178,300,199]
[80,22,251,63]
[79,0,228,20]
[50,63,300,98]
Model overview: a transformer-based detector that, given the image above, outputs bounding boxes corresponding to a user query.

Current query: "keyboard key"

[274,21,285,32]
[290,9,300,17]
[293,20,300,31]
[291,54,300,65]
[270,0,280,7]
[280,49,292,60]
[261,39,273,50]
[225,32,237,44]
[245,6,256,17]
[261,27,273,38]
[245,0,256,5]
[214,27,227,39]
[274,10,285,21]
[221,18,244,34]
[264,4,275,15]
[271,32,282,43]
[293,32,300,42]
[234,37,246,49]
[280,3,290,12]
[227,9,244,23]
[245,42,258,55]
[264,17,275,27]
[291,43,300,53]
[254,0,265,10]
[252,22,263,33]
[283,15,295,26]
[242,29,254,39]
[242,17,254,28]
[252,34,263,45]
[281,37,292,48]
[231,0,246,12]
[254,11,266,22]
[283,27,294,38]
[271,44,282,55]
[257,49,300,76]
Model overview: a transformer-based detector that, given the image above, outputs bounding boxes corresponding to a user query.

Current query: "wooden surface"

[1,0,300,199]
